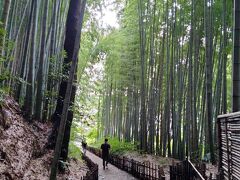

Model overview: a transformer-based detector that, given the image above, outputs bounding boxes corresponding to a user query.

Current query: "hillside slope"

[0,96,87,179]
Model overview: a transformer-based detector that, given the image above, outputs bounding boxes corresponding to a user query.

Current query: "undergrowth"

[90,137,137,155]
[68,141,82,161]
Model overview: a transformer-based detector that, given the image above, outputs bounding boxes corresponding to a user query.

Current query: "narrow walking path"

[86,151,137,180]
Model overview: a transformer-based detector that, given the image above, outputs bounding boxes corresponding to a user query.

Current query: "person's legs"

[106,155,109,167]
[103,157,106,169]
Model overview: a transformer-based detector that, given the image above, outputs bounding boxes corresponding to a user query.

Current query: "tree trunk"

[0,0,11,56]
[24,0,39,119]
[204,0,215,163]
[138,0,147,152]
[35,0,49,120]
[48,0,86,167]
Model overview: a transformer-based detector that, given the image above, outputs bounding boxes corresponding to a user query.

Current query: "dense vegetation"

[0,0,238,175]
[77,0,234,164]
[0,0,86,178]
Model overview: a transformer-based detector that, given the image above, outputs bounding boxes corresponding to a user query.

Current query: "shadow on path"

[85,151,137,180]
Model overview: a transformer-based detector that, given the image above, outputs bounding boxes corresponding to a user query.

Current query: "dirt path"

[86,151,137,180]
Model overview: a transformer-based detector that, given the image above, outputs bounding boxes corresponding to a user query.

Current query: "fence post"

[131,159,134,175]
[209,173,212,180]
[145,162,149,177]
[216,170,224,180]
[201,163,206,179]
[216,172,222,180]
[151,163,153,179]
[183,160,189,180]
[145,162,149,178]
[224,118,231,179]
[142,162,145,179]
[169,165,173,180]
[158,165,165,180]
[155,164,157,179]
[217,117,224,180]
[217,118,222,169]
[147,162,149,179]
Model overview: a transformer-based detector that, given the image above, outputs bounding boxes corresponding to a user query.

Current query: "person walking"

[82,140,87,155]
[101,138,111,170]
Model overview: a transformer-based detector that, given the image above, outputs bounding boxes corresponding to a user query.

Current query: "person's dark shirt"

[82,142,87,148]
[101,143,110,157]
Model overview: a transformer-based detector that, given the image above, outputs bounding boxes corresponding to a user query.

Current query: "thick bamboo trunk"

[35,0,49,120]
[48,0,86,163]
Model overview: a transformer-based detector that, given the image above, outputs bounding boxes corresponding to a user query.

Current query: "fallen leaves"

[0,96,88,179]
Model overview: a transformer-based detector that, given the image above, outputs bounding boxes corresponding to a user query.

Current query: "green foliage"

[91,137,137,155]
[71,0,234,160]
[70,121,84,142]
[68,141,83,160]
[86,127,98,144]
[70,122,83,160]
[0,22,6,44]
[0,69,10,82]
[0,86,9,105]
[48,51,66,82]
[15,77,30,86]
[44,90,58,100]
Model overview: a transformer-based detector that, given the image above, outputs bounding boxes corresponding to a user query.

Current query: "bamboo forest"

[0,0,239,179]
